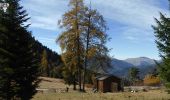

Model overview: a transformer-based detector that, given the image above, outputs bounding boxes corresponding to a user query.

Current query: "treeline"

[122,67,159,86]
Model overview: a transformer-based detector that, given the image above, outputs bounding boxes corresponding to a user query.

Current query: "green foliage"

[121,77,131,86]
[0,0,40,99]
[152,3,170,88]
[158,60,170,86]
[128,67,140,85]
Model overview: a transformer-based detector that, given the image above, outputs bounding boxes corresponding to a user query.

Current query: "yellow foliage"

[143,75,161,86]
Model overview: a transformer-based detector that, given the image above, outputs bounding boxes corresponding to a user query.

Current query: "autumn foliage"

[144,75,161,86]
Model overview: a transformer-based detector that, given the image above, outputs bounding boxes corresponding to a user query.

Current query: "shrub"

[144,75,161,86]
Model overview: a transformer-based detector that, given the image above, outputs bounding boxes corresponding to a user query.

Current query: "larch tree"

[152,10,170,88]
[57,0,85,91]
[0,0,40,99]
[41,49,49,76]
[57,0,111,92]
[82,5,110,91]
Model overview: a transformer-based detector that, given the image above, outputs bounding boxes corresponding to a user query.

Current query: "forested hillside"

[33,39,63,78]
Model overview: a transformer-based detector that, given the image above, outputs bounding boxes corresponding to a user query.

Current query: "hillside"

[124,57,156,67]
[107,57,158,78]
[33,39,63,78]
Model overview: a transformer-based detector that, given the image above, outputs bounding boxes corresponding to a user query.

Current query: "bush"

[144,75,161,86]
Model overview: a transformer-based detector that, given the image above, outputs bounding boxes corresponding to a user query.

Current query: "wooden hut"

[95,75,122,93]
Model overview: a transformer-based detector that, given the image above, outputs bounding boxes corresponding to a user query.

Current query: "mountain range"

[107,57,158,78]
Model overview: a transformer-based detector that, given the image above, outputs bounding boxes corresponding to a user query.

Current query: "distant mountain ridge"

[124,57,156,67]
[107,57,158,78]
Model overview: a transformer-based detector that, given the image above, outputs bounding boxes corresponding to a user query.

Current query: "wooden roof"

[96,74,121,81]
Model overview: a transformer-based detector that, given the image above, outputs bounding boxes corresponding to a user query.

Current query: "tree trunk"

[75,0,82,91]
[83,6,91,92]
[73,76,77,90]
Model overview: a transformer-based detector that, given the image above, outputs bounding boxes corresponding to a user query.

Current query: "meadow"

[32,77,170,100]
[32,90,170,100]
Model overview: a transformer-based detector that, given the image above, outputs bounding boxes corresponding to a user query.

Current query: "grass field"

[32,90,170,100]
[32,77,170,100]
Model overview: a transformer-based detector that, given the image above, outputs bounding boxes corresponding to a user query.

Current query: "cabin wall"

[98,80,104,92]
[96,76,122,93]
[103,77,112,92]
[111,77,122,91]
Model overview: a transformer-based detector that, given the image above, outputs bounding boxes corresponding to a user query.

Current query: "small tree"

[144,74,161,86]
[128,67,140,85]
[61,53,78,90]
[41,50,49,76]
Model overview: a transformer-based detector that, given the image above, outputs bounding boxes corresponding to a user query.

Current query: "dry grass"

[37,77,91,92]
[38,77,66,89]
[32,90,170,100]
[32,77,170,100]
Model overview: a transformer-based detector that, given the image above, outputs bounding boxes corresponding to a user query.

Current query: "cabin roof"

[96,74,120,81]
[97,76,110,80]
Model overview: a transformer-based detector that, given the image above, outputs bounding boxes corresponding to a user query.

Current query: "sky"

[20,0,169,60]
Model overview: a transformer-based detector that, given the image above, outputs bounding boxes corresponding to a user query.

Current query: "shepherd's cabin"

[94,74,123,93]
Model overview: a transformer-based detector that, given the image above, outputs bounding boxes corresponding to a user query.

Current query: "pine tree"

[0,0,40,99]
[152,12,170,88]
[0,3,15,99]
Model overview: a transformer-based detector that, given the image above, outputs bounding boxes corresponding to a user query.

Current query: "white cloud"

[126,36,137,41]
[21,0,169,31]
[21,0,68,31]
[30,16,60,31]
[37,37,62,54]
[19,0,167,59]
[121,27,154,42]
[85,0,169,43]
[88,0,169,29]
[21,0,168,43]
[38,37,55,43]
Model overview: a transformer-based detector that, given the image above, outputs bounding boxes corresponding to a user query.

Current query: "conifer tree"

[152,11,170,88]
[0,0,40,99]
[61,53,78,90]
[82,5,109,91]
[57,0,111,91]
[57,0,85,91]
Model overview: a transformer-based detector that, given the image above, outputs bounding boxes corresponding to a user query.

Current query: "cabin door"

[111,82,118,92]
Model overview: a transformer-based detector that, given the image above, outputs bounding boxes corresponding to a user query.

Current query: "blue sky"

[21,0,169,60]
